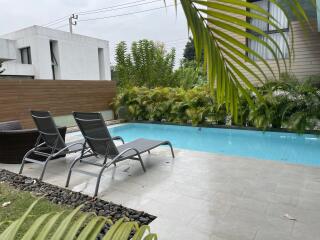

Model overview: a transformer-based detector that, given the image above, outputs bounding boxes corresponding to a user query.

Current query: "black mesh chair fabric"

[73,112,119,157]
[30,111,66,150]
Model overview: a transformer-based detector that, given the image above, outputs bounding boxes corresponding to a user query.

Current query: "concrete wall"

[0,26,111,80]
[1,62,34,76]
[0,38,16,62]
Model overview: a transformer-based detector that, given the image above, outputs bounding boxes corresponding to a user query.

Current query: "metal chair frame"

[19,112,85,180]
[66,112,174,197]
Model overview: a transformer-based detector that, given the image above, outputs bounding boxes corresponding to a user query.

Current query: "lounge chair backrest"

[73,112,119,157]
[30,110,66,150]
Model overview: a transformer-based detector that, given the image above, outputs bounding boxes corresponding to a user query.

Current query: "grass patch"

[0,182,72,239]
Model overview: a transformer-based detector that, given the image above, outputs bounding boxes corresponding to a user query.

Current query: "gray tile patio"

[1,134,320,240]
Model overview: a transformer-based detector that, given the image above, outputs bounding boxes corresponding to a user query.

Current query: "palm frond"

[0,201,157,240]
[174,0,312,121]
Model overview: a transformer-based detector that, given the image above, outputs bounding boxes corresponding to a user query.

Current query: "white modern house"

[0,25,111,80]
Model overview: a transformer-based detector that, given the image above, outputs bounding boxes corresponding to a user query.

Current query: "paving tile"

[190,212,228,235]
[274,185,302,198]
[299,188,320,199]
[209,221,258,240]
[304,180,320,192]
[266,202,320,225]
[171,227,213,240]
[296,197,320,210]
[228,196,270,214]
[223,206,294,234]
[291,221,320,240]
[254,230,297,240]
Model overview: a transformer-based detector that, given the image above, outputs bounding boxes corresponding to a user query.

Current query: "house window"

[50,40,59,80]
[247,0,289,60]
[20,47,32,64]
[98,48,106,80]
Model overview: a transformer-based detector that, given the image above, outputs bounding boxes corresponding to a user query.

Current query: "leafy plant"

[114,40,176,89]
[112,74,320,133]
[249,74,320,132]
[0,199,157,240]
[112,86,225,125]
[174,60,207,89]
[114,42,133,88]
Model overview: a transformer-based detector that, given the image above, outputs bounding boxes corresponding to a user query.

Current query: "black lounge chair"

[19,110,85,180]
[66,112,175,197]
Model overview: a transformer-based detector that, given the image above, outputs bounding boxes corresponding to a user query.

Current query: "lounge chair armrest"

[112,136,125,144]
[51,142,86,157]
[107,147,140,166]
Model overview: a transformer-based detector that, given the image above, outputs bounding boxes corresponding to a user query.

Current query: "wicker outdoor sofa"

[0,120,66,164]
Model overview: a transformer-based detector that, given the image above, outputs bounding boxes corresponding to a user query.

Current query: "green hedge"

[112,79,320,133]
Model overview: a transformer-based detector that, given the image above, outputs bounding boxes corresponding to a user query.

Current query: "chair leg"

[167,142,175,158]
[19,149,34,175]
[94,163,111,197]
[65,154,83,187]
[39,156,53,181]
[148,150,150,154]
[19,157,27,175]
[137,153,146,172]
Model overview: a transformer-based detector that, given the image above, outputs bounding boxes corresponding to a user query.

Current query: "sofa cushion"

[0,121,22,131]
[0,126,67,164]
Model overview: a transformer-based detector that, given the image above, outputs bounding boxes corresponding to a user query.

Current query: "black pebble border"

[0,169,156,239]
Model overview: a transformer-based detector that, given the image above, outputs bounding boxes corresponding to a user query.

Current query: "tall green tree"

[182,37,204,64]
[178,37,206,89]
[183,37,196,62]
[115,39,176,88]
[114,41,133,87]
[172,0,314,121]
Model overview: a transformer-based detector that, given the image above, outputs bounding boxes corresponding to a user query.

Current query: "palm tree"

[175,0,315,121]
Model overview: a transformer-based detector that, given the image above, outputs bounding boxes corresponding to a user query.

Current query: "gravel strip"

[0,169,156,238]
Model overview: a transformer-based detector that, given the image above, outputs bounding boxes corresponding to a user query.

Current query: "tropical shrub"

[112,77,320,132]
[112,86,227,126]
[174,60,207,89]
[0,200,157,240]
[250,75,320,132]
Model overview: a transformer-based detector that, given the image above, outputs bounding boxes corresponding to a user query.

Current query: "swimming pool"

[107,123,320,166]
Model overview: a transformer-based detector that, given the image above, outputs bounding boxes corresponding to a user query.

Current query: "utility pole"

[68,14,78,34]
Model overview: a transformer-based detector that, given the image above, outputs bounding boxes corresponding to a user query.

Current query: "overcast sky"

[0,0,189,67]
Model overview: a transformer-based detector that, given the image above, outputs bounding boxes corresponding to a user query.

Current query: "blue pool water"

[108,123,320,166]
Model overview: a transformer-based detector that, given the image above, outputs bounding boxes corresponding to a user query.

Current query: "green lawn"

[0,183,72,239]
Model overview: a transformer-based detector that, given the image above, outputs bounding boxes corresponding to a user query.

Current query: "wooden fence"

[0,79,116,128]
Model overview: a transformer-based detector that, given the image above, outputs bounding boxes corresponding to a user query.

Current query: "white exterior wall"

[0,38,16,62]
[0,25,111,80]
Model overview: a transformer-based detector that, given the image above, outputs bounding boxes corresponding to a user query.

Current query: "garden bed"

[113,82,320,134]
[0,169,156,227]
